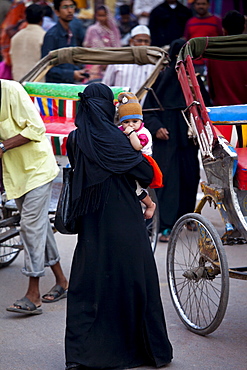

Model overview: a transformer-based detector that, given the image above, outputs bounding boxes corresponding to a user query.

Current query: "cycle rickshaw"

[0,45,170,267]
[166,34,247,335]
[1,38,246,337]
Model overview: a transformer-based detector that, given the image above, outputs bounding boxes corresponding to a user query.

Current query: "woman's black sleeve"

[128,158,154,189]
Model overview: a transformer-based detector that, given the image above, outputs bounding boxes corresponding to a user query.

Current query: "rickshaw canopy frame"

[20,46,170,101]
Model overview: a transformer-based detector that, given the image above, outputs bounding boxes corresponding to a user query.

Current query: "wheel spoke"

[0,226,21,267]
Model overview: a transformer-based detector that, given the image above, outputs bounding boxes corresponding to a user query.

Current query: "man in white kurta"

[102,25,155,103]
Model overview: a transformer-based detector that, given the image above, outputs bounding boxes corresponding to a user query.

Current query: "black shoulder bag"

[54,129,77,234]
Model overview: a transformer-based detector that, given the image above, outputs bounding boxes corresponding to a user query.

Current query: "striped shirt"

[102,64,155,98]
[184,15,222,40]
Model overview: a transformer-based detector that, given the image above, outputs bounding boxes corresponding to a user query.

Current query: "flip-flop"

[6,297,42,315]
[159,228,171,243]
[42,284,68,303]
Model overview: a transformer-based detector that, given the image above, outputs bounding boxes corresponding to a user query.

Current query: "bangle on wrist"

[0,142,7,153]
[127,130,135,137]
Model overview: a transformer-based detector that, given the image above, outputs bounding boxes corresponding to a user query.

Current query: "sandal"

[42,284,68,303]
[159,228,171,243]
[6,296,42,315]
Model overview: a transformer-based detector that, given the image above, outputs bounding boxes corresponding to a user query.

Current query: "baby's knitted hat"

[118,92,143,123]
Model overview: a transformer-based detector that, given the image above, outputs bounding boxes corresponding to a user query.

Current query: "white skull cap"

[130,25,150,38]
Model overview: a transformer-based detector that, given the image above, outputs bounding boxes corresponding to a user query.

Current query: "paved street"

[1,203,247,370]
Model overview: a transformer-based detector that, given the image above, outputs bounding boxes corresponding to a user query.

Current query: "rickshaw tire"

[167,212,229,335]
[0,226,22,268]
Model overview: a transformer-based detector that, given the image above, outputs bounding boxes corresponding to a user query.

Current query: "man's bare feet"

[144,201,156,219]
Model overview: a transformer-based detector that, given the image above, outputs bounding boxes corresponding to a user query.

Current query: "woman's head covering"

[143,38,187,110]
[169,38,186,62]
[75,83,142,181]
[68,83,143,218]
[94,5,121,47]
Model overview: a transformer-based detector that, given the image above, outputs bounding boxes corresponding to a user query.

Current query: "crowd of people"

[0,0,246,82]
[0,1,247,370]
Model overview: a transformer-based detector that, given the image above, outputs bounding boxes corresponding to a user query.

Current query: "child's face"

[121,119,142,131]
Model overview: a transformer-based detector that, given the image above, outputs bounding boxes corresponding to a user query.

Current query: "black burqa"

[143,39,201,232]
[65,83,173,369]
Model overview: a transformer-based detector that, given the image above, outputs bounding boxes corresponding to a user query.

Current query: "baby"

[118,92,157,219]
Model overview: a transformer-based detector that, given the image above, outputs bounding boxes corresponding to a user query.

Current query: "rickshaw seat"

[208,105,247,191]
[23,82,129,155]
[208,104,247,148]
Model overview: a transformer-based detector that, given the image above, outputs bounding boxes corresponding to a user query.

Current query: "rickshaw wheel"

[144,188,159,253]
[167,213,229,335]
[0,226,22,268]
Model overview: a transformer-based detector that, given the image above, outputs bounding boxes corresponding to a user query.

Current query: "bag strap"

[66,129,77,169]
[71,129,77,159]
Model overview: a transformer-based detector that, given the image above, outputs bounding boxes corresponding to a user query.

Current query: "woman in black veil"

[65,83,172,370]
[143,39,210,242]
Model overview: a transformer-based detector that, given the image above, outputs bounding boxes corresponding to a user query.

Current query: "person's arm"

[0,82,44,154]
[5,82,46,142]
[0,135,30,158]
[123,126,143,151]
[128,158,153,189]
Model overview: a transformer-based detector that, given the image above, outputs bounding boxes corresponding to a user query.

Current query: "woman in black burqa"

[65,83,172,370]
[143,39,211,242]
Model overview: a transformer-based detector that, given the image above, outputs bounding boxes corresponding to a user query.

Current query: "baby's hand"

[124,126,134,135]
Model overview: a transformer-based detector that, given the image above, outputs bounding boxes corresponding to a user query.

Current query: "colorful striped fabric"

[31,96,79,119]
[29,96,78,155]
[46,135,68,156]
[25,82,130,156]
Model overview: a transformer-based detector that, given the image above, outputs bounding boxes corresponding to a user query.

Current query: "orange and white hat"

[118,92,143,123]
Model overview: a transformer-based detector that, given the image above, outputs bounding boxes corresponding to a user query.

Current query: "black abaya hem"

[65,162,173,369]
